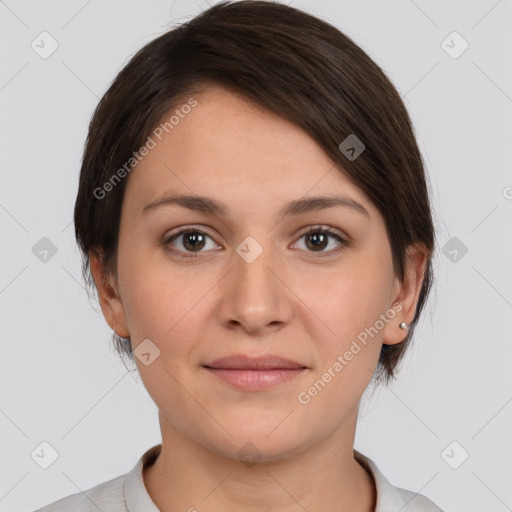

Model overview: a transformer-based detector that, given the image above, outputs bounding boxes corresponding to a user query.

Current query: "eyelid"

[164,224,218,241]
[294,224,348,240]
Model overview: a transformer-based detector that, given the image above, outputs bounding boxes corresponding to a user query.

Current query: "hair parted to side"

[74,0,436,386]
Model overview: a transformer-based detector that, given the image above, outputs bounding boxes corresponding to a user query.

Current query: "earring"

[399,322,409,330]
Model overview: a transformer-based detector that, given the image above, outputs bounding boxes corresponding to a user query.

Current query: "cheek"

[310,262,392,345]
[299,262,393,406]
[117,249,171,339]
[118,251,214,353]
[295,270,389,420]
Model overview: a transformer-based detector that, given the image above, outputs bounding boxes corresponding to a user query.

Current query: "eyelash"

[163,225,350,259]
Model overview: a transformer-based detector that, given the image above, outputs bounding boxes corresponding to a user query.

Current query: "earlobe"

[382,243,429,346]
[89,249,130,338]
[381,302,410,346]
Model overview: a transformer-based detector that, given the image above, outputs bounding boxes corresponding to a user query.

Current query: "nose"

[216,241,294,335]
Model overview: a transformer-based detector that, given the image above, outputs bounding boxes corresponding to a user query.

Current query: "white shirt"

[35,444,445,511]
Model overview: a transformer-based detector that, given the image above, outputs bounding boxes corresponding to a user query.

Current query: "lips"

[202,355,308,391]
[203,354,306,370]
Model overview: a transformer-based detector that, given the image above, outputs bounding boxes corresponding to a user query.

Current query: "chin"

[196,421,310,464]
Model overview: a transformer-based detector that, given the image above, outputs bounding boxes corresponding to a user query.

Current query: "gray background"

[1,0,511,511]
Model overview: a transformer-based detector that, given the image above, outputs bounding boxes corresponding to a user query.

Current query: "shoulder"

[33,444,162,512]
[33,473,127,512]
[386,483,445,511]
[354,450,445,512]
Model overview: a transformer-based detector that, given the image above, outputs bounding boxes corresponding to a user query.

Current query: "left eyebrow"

[280,195,369,218]
[142,193,370,218]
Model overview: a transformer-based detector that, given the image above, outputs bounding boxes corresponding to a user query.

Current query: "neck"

[143,414,376,512]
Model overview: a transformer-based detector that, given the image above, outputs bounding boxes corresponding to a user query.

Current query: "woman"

[36,1,443,510]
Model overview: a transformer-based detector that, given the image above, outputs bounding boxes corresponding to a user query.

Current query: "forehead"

[123,85,376,218]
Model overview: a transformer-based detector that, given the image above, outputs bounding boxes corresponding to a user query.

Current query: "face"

[93,85,424,461]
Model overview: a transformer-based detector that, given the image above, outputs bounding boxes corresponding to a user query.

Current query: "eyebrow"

[142,193,369,218]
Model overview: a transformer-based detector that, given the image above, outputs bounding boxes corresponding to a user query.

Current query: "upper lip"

[203,354,306,370]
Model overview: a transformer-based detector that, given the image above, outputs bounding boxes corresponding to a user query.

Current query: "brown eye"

[164,229,219,257]
[305,231,329,251]
[180,232,207,252]
[293,226,348,255]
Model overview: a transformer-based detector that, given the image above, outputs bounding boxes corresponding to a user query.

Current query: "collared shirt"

[35,444,445,511]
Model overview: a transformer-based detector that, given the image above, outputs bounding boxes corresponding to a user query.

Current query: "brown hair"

[74,0,436,385]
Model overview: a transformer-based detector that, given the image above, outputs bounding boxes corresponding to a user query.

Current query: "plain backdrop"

[1,1,511,511]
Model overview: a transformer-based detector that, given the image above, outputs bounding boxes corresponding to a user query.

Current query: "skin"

[90,85,428,512]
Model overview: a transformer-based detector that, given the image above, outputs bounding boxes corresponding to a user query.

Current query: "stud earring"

[399,322,409,330]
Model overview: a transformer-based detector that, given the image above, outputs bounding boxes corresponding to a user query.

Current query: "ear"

[89,249,130,338]
[382,243,429,346]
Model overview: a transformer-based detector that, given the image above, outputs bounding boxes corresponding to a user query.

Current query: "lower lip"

[204,367,306,391]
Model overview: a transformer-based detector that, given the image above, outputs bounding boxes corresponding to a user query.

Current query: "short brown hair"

[74,0,436,385]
